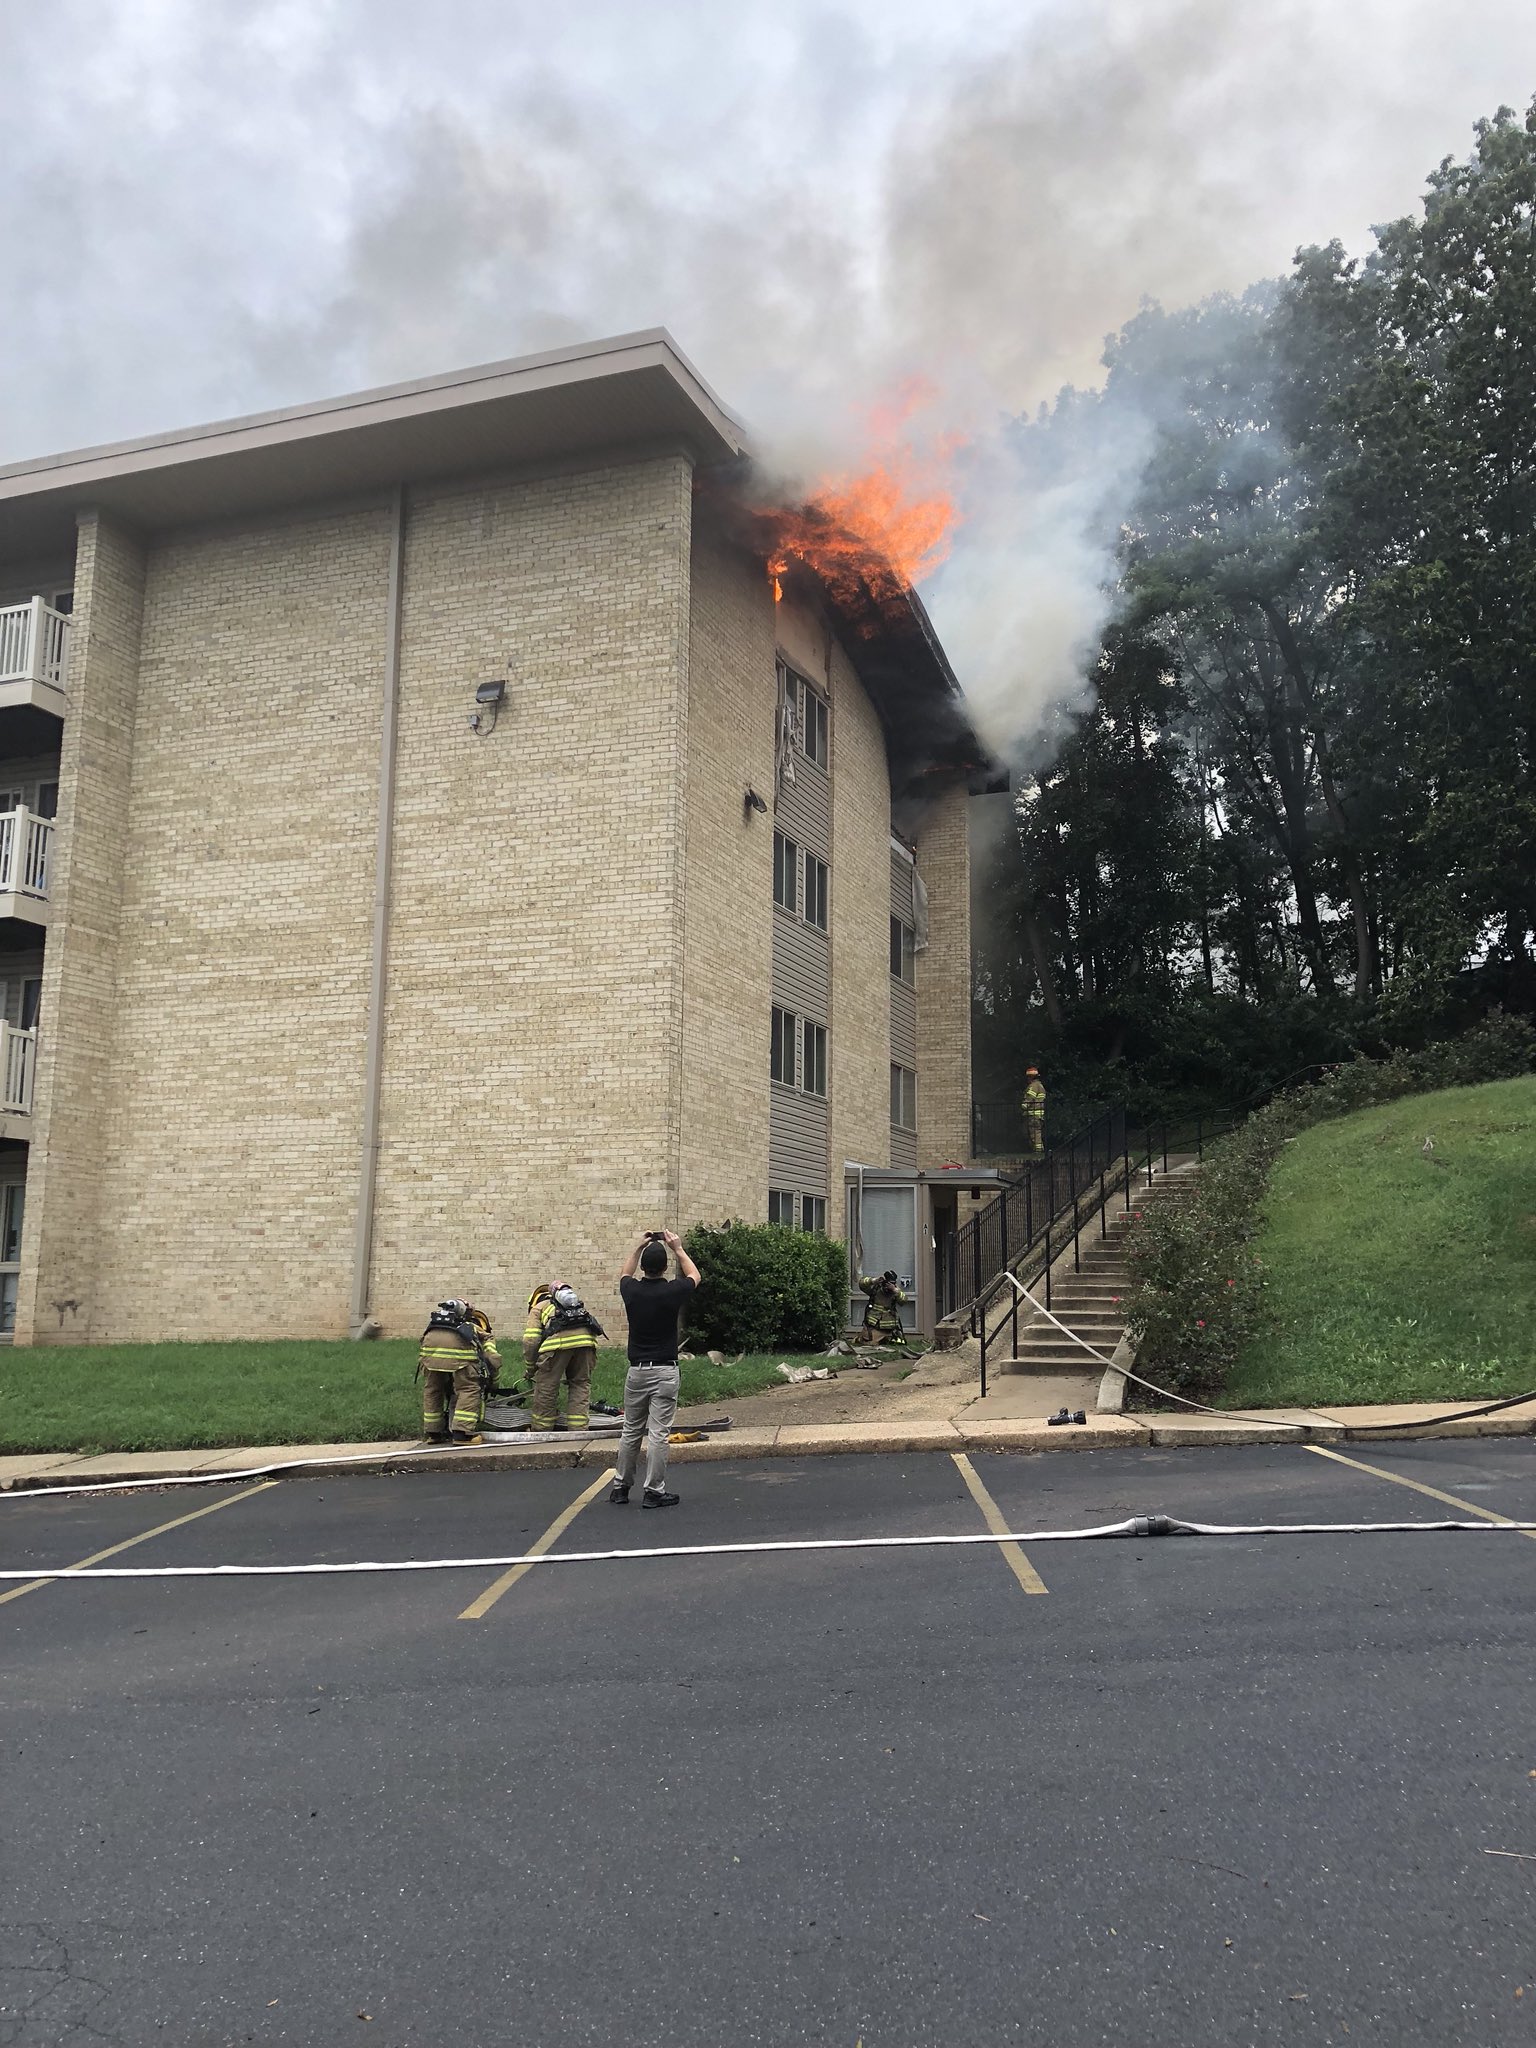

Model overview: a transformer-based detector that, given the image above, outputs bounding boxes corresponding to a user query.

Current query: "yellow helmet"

[525,1284,553,1312]
[467,1305,493,1336]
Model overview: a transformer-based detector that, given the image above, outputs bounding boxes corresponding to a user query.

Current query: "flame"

[759,381,963,609]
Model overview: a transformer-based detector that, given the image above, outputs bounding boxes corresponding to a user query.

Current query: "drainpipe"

[350,484,406,1337]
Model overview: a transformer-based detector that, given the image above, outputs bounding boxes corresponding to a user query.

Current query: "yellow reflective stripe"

[538,1331,597,1353]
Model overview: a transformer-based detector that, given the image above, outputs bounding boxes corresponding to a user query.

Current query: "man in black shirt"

[612,1228,700,1509]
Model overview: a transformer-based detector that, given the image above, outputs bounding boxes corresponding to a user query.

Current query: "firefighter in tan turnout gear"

[1023,1067,1047,1156]
[858,1270,914,1353]
[418,1300,501,1444]
[522,1282,606,1431]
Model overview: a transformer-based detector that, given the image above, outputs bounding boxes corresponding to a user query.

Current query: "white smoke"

[5,0,1535,760]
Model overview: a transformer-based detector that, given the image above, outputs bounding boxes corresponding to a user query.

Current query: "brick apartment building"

[0,331,999,1346]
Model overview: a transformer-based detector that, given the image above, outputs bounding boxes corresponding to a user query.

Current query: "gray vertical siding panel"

[889,1126,918,1171]
[890,978,918,1065]
[776,770,832,859]
[772,914,830,1019]
[769,1085,831,1192]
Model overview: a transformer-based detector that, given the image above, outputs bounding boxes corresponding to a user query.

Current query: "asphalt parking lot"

[4,1440,1536,2047]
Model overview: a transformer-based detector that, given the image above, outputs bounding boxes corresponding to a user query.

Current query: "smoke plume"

[5,0,1534,761]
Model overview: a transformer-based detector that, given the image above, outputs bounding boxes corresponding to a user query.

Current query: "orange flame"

[760,381,963,608]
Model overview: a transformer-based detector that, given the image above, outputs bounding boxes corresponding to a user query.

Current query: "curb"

[5,1407,1536,1492]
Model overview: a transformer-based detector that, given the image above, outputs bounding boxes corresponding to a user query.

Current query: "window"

[801,1019,827,1097]
[779,660,798,723]
[0,1183,23,1336]
[802,685,829,770]
[890,1064,917,1130]
[803,853,829,931]
[35,782,58,821]
[770,1006,796,1085]
[800,1194,827,1235]
[773,831,798,913]
[778,659,829,771]
[890,917,915,983]
[768,1189,796,1227]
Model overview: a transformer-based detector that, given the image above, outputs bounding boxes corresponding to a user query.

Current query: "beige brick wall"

[15,512,145,1343]
[9,456,975,1349]
[827,638,893,1203]
[77,501,393,1340]
[914,778,973,1167]
[677,518,776,1227]
[365,455,694,1342]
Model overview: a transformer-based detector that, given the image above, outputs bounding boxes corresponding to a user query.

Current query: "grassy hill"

[1224,1074,1536,1408]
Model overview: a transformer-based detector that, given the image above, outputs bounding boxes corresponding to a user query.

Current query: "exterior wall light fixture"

[744,787,768,817]
[470,678,506,736]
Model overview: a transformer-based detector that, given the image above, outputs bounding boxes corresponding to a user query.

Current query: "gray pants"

[614,1360,680,1493]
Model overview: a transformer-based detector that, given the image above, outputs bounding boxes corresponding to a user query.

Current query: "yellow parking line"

[1307,1444,1536,1539]
[951,1452,1048,1596]
[0,1480,281,1606]
[459,1467,617,1620]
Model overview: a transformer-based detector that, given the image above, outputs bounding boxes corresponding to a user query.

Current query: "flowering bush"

[1123,1014,1535,1406]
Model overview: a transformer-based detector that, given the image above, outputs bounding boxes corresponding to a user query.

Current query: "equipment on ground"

[1046,1408,1088,1427]
[668,1417,733,1443]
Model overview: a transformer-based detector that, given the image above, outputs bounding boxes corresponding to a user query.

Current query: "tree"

[1283,102,1536,1013]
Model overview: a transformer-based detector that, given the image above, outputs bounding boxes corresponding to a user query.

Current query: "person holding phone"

[611,1229,700,1509]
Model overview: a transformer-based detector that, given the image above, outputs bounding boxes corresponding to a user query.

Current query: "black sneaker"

[608,1483,631,1505]
[641,1488,681,1510]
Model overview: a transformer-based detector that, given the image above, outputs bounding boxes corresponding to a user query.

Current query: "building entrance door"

[847,1182,918,1331]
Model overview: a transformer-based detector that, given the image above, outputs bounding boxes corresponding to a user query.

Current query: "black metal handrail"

[943,1106,1126,1326]
[970,1096,1108,1161]
[967,1113,1235,1398]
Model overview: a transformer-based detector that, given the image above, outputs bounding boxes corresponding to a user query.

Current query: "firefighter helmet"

[466,1306,493,1336]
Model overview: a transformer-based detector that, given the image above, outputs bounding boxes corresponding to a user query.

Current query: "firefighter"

[1022,1067,1047,1155]
[858,1269,913,1350]
[418,1298,497,1445]
[524,1281,606,1432]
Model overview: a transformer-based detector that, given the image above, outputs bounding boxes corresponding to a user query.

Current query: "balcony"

[0,1021,36,1134]
[0,599,70,714]
[0,808,52,925]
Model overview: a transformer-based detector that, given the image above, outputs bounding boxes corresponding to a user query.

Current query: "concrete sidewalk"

[4,1397,1536,1491]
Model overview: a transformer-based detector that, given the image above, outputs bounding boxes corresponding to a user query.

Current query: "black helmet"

[883,1269,899,1284]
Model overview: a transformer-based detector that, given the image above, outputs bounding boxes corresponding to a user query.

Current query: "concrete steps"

[993,1165,1200,1378]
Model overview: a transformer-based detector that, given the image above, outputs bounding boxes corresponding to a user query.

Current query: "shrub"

[681,1222,847,1355]
[1124,1014,1536,1405]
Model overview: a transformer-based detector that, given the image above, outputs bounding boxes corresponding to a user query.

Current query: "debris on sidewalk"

[777,1364,839,1383]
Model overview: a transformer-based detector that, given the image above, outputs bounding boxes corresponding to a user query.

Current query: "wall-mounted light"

[469,677,507,736]
[744,787,768,818]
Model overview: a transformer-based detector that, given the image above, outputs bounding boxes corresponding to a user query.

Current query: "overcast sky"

[4,0,1534,741]
[6,0,1534,464]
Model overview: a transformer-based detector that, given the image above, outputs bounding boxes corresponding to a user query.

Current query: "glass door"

[847,1182,919,1329]
[0,1181,24,1334]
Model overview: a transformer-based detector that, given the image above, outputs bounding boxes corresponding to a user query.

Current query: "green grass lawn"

[1223,1074,1536,1409]
[0,1342,818,1456]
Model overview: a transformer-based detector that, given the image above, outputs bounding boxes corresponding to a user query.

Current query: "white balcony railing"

[0,1023,36,1116]
[0,808,52,903]
[0,599,70,691]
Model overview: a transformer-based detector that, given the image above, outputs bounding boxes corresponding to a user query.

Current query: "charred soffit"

[807,566,1008,801]
[701,476,1007,800]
